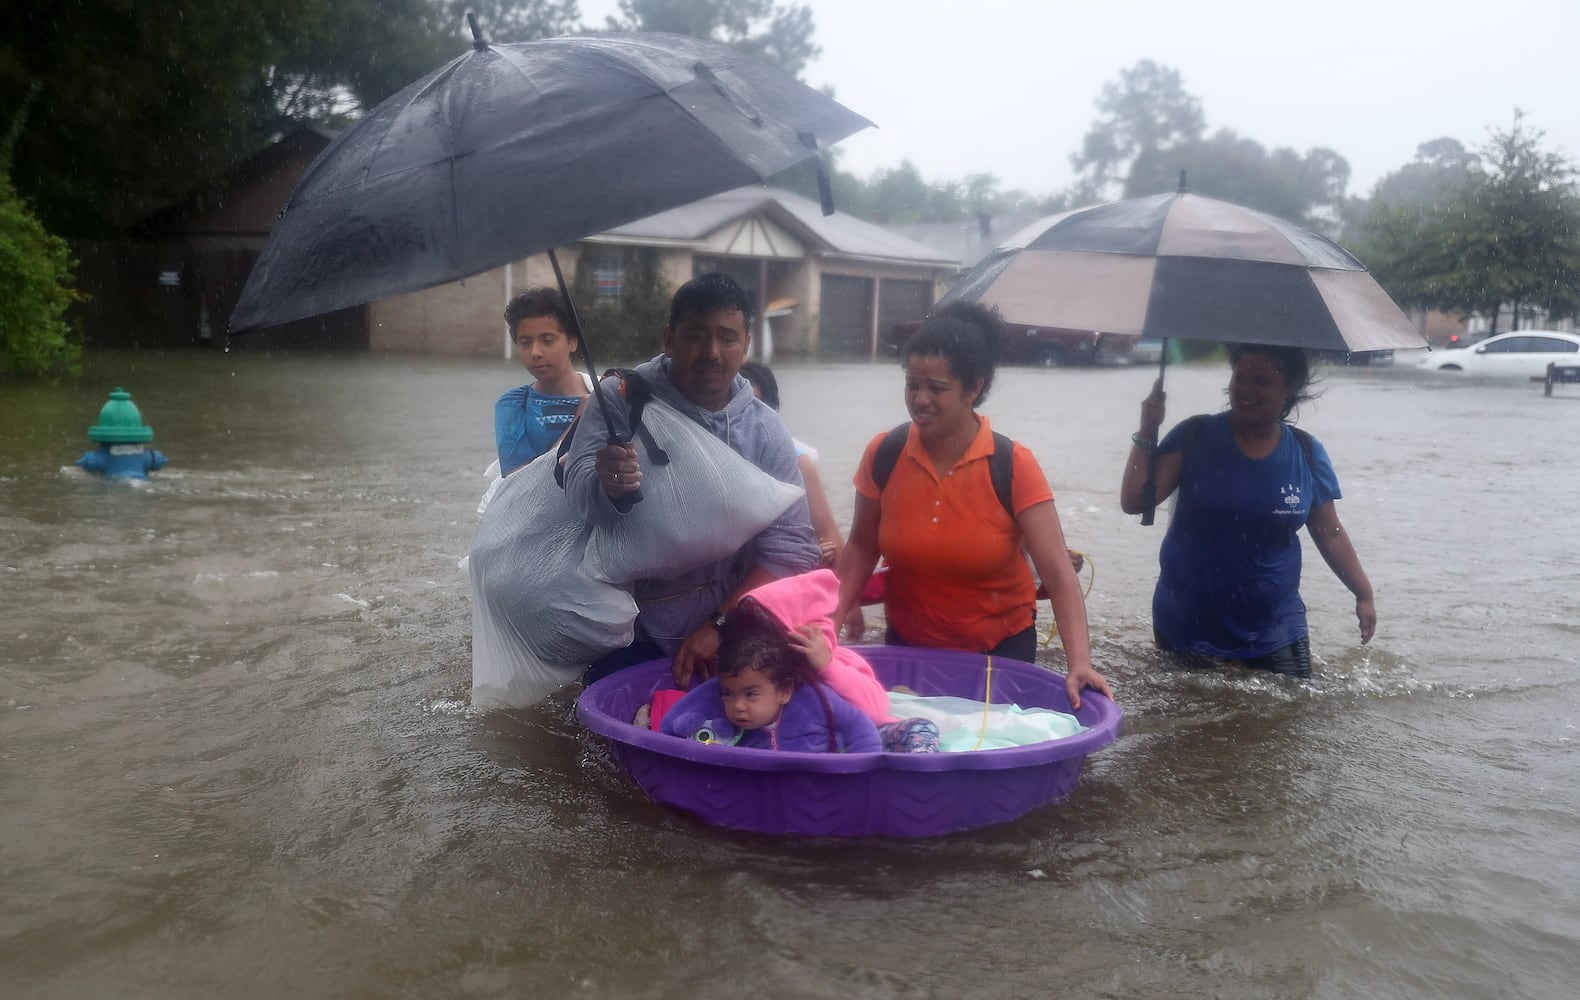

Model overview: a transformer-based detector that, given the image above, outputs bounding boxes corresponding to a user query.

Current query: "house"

[886,211,1049,270]
[581,186,959,355]
[77,126,367,351]
[98,128,957,357]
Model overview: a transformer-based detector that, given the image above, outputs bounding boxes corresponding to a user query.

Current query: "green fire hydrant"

[76,387,169,479]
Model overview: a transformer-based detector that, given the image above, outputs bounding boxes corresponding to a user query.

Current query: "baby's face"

[719,664,791,730]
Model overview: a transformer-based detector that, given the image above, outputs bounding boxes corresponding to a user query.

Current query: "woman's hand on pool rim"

[1065,661,1113,711]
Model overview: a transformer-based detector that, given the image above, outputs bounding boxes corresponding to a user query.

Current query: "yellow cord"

[1072,549,1095,600]
[972,655,994,751]
[1038,549,1095,648]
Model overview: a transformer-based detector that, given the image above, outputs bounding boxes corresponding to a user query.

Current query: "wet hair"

[1227,343,1321,419]
[504,287,577,342]
[669,272,755,331]
[740,361,780,410]
[904,301,1004,406]
[717,597,837,750]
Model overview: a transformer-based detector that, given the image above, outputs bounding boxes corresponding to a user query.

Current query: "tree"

[0,1,578,236]
[1469,112,1580,325]
[1369,137,1478,208]
[1347,139,1486,313]
[1070,60,1205,202]
[1067,60,1357,232]
[858,161,955,224]
[460,1,581,42]
[0,177,80,378]
[1355,112,1580,330]
[1126,129,1353,233]
[605,0,818,78]
[1,87,80,378]
[570,246,673,360]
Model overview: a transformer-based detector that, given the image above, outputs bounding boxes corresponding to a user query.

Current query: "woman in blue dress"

[1120,344,1376,678]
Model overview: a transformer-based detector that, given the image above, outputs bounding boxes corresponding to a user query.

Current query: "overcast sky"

[579,0,1580,199]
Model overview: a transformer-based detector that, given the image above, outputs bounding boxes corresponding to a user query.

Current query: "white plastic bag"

[476,458,504,516]
[582,399,804,584]
[468,453,637,709]
[887,692,1086,751]
[457,460,505,576]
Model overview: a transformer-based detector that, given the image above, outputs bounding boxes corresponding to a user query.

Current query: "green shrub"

[2,86,81,379]
[0,176,82,378]
[570,249,674,364]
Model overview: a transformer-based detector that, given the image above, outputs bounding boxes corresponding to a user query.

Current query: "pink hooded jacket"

[743,568,895,724]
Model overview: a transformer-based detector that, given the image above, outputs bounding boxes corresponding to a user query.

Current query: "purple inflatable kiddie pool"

[576,645,1122,837]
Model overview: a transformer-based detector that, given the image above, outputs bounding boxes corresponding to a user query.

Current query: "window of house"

[592,256,626,300]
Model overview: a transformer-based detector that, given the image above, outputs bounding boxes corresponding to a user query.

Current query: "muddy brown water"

[2,349,1577,998]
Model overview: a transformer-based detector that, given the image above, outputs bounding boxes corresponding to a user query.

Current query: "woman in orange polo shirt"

[833,303,1112,710]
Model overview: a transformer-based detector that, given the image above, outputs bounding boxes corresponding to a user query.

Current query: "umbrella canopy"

[229,31,871,333]
[936,192,1425,354]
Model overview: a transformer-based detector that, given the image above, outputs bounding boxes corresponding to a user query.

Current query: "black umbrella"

[935,185,1427,523]
[230,26,868,334]
[228,22,869,496]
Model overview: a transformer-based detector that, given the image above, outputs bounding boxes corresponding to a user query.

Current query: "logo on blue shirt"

[1275,482,1303,515]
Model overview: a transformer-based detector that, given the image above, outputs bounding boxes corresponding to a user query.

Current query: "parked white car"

[1415,330,1580,377]
[1128,338,1166,365]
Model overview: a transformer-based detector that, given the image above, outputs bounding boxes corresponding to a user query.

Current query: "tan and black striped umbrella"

[938,191,1425,355]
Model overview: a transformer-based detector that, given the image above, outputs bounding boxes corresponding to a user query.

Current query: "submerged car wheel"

[1037,346,1067,367]
[1439,363,1463,371]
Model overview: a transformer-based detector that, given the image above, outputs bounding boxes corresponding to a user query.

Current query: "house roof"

[594,187,959,267]
[134,125,341,237]
[885,212,1046,269]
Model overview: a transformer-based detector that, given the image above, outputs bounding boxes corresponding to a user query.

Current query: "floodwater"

[3,349,1577,999]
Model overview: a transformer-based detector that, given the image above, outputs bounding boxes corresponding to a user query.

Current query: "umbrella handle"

[467,12,489,51]
[547,248,642,509]
[1139,337,1169,527]
[799,132,836,216]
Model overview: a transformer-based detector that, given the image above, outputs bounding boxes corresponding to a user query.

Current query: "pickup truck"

[884,319,1137,367]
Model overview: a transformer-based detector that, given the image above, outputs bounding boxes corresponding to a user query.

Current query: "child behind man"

[493,287,590,475]
[739,361,842,568]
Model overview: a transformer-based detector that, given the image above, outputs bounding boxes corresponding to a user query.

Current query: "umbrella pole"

[1139,336,1169,526]
[549,249,645,509]
[547,248,623,445]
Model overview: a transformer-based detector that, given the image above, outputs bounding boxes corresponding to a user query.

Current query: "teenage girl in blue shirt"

[494,287,589,475]
[1120,344,1375,677]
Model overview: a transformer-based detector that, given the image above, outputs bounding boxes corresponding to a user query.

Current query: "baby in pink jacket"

[749,568,939,753]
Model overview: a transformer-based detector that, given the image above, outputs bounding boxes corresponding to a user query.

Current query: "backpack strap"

[1287,425,1316,465]
[1178,413,1211,462]
[872,421,1015,518]
[870,423,911,492]
[987,431,1014,517]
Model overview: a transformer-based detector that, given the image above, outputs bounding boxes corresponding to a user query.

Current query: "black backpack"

[870,422,1016,517]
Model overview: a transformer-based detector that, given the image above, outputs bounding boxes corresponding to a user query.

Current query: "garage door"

[878,279,932,341]
[819,275,874,356]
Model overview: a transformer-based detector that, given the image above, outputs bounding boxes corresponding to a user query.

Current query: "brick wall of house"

[369,269,512,356]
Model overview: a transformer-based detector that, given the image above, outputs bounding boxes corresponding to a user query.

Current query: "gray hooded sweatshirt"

[562,354,821,652]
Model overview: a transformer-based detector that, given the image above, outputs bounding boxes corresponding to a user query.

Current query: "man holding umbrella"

[563,273,821,686]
